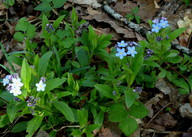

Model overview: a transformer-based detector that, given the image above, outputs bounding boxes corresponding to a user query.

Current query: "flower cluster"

[151,17,169,33]
[115,41,139,59]
[2,74,23,96]
[133,86,142,93]
[45,24,54,33]
[144,49,154,59]
[26,96,38,107]
[36,77,46,91]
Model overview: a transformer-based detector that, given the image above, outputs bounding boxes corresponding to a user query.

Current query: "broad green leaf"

[94,84,115,99]
[119,116,138,136]
[77,48,89,67]
[0,114,10,128]
[167,56,182,63]
[52,0,67,8]
[26,25,36,39]
[46,77,66,91]
[21,59,31,92]
[94,111,104,127]
[173,79,189,90]
[144,60,160,67]
[53,15,65,29]
[0,91,14,102]
[11,121,27,133]
[169,28,186,41]
[26,116,44,137]
[108,104,128,122]
[15,18,28,31]
[71,8,78,27]
[77,109,88,128]
[125,90,138,108]
[158,68,167,78]
[7,102,26,123]
[14,32,24,42]
[38,51,52,77]
[128,103,149,118]
[53,101,75,122]
[34,2,52,11]
[86,124,100,133]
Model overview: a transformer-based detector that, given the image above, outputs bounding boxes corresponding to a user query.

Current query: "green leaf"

[52,0,67,8]
[7,102,26,123]
[53,15,65,29]
[125,90,139,108]
[173,79,189,90]
[94,111,104,128]
[77,109,88,128]
[53,101,75,122]
[0,114,10,128]
[119,116,138,136]
[77,48,89,67]
[128,103,149,118]
[46,77,66,91]
[135,15,141,24]
[131,6,139,14]
[71,8,78,27]
[94,84,115,99]
[14,32,24,42]
[167,56,182,63]
[26,25,36,39]
[38,51,52,77]
[11,121,27,133]
[169,28,186,41]
[15,18,28,31]
[158,68,167,78]
[0,91,14,102]
[108,104,128,122]
[34,2,52,11]
[144,60,160,67]
[21,59,31,93]
[26,116,44,137]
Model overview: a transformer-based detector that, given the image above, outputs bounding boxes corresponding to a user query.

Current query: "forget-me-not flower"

[2,75,11,86]
[127,46,137,57]
[116,48,127,59]
[9,87,22,96]
[159,20,169,28]
[36,80,46,91]
[151,24,161,33]
[117,40,128,48]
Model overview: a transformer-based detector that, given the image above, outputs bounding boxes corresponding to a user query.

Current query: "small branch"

[102,3,192,55]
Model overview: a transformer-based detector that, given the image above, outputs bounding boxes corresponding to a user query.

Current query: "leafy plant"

[125,6,141,24]
[34,0,67,11]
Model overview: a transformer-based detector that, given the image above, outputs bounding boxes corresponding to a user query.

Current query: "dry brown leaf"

[145,93,163,118]
[99,127,113,137]
[179,103,192,119]
[133,0,158,22]
[68,0,101,8]
[177,9,192,47]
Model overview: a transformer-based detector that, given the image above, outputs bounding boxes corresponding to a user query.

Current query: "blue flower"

[159,20,169,28]
[127,46,137,57]
[117,40,128,48]
[151,24,161,33]
[2,75,11,86]
[152,18,159,24]
[116,48,127,59]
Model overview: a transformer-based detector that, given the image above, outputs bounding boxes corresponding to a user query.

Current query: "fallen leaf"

[177,9,192,47]
[179,103,192,119]
[68,0,101,8]
[145,93,163,118]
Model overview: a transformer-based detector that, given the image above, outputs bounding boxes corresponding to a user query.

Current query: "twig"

[102,3,192,55]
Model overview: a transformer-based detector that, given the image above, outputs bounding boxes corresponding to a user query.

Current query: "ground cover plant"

[0,0,192,137]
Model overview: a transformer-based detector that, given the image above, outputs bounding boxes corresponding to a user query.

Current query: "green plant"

[34,0,67,11]
[3,0,15,7]
[125,6,141,24]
